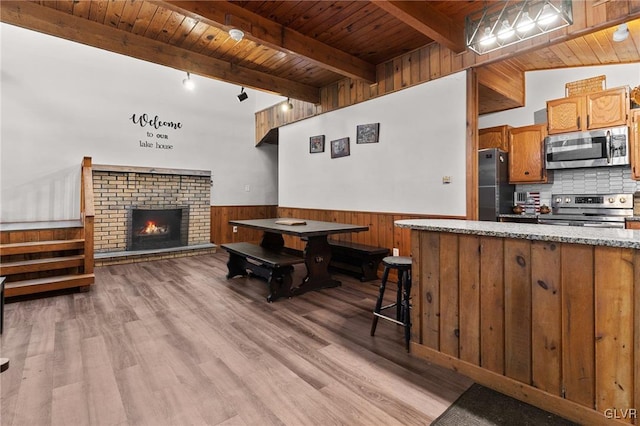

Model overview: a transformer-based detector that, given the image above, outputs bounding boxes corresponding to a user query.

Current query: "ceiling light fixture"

[466,0,573,55]
[229,28,244,42]
[237,87,248,102]
[613,23,629,42]
[182,72,195,90]
[281,98,293,112]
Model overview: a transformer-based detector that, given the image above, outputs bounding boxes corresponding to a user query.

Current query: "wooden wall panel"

[504,239,532,384]
[439,233,459,357]
[420,231,440,350]
[595,247,634,417]
[480,236,505,374]
[531,241,562,396]
[210,205,278,244]
[458,235,480,365]
[561,244,595,408]
[410,231,422,344]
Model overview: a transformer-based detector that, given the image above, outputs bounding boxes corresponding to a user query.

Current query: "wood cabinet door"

[632,109,640,180]
[479,125,511,151]
[547,97,584,134]
[509,124,547,183]
[586,86,629,130]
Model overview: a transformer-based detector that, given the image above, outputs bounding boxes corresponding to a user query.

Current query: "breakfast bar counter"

[395,219,639,425]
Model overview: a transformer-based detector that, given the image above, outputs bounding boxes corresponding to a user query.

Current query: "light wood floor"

[1,252,472,426]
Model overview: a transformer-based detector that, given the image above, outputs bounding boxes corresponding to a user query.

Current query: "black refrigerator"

[478,148,515,221]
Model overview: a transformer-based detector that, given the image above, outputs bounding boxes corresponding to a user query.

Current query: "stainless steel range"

[538,193,633,229]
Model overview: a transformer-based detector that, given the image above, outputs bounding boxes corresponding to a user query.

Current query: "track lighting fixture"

[182,72,194,90]
[237,87,248,102]
[281,98,293,112]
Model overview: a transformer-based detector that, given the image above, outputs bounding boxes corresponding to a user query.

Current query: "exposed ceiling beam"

[160,1,377,83]
[372,0,466,53]
[0,1,320,103]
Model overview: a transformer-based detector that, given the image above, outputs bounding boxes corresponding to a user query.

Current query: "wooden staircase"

[0,157,95,298]
[0,224,94,297]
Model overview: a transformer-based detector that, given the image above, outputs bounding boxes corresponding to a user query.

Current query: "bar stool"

[370,256,412,351]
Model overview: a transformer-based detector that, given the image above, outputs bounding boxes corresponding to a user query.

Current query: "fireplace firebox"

[127,207,189,251]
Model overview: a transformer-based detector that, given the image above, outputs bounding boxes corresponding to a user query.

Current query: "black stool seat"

[382,256,412,269]
[371,256,412,351]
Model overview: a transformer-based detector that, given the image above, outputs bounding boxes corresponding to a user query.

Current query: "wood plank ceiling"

[1,1,639,112]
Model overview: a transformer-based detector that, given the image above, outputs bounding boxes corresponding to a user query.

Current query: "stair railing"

[80,157,95,275]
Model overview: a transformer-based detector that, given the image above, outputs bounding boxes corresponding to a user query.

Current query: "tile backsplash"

[516,166,638,206]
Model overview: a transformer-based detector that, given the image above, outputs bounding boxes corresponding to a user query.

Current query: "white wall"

[279,71,468,216]
[0,23,281,222]
[479,63,640,128]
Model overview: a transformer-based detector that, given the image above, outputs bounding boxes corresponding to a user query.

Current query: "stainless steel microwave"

[545,126,629,170]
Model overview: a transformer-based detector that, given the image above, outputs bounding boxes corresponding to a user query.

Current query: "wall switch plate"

[232,226,238,233]
[244,184,251,192]
[392,247,399,256]
[442,176,452,184]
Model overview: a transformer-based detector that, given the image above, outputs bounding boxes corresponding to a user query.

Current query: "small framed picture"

[309,135,325,153]
[330,137,350,159]
[356,123,380,144]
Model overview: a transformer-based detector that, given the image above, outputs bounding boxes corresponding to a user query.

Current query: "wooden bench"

[328,240,389,282]
[220,242,304,302]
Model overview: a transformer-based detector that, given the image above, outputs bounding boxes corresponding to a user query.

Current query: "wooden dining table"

[228,218,368,296]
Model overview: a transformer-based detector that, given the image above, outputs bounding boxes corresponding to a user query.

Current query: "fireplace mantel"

[93,164,211,178]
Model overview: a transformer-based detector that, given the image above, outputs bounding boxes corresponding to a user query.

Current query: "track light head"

[281,98,293,111]
[237,87,248,102]
[182,72,194,90]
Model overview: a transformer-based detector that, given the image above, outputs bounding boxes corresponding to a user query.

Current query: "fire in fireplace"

[128,207,188,251]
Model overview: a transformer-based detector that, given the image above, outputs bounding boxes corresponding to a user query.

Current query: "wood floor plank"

[51,382,90,426]
[1,252,472,425]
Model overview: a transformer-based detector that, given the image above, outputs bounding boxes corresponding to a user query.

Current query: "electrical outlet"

[244,184,251,192]
[442,176,452,184]
[232,226,238,233]
[392,247,399,256]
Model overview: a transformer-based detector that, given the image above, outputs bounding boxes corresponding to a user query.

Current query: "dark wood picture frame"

[330,137,350,158]
[356,122,380,144]
[309,135,325,153]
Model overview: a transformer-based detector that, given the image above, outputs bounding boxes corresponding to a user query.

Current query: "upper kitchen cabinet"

[509,124,548,184]
[479,125,512,152]
[632,108,640,180]
[547,86,629,135]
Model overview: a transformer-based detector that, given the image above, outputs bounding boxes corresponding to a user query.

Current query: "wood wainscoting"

[211,205,463,258]
[210,205,279,245]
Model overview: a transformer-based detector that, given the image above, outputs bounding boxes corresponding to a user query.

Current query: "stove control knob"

[555,197,562,204]
[608,197,615,203]
[565,197,572,203]
[620,197,627,203]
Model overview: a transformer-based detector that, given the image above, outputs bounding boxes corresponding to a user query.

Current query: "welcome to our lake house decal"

[130,113,182,151]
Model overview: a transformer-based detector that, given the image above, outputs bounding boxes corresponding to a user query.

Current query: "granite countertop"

[395,219,640,249]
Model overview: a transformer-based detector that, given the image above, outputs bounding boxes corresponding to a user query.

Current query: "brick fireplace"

[92,164,215,265]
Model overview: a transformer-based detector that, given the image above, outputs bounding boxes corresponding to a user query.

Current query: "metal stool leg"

[370,266,390,336]
[395,272,403,321]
